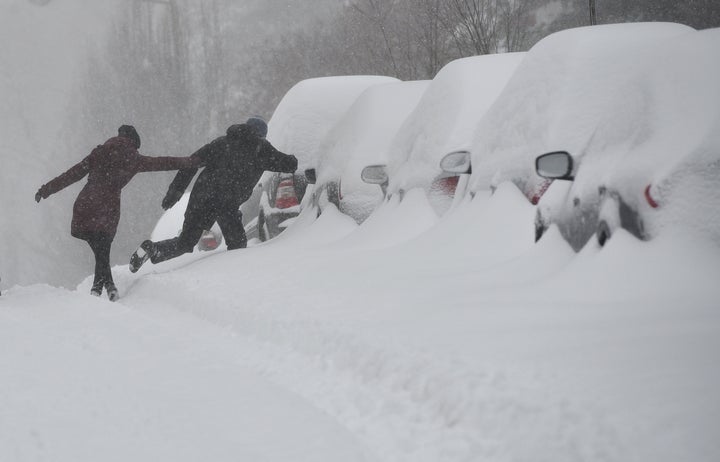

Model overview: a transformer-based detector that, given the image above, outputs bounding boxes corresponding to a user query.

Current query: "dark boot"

[105,282,119,302]
[90,281,103,297]
[129,240,154,273]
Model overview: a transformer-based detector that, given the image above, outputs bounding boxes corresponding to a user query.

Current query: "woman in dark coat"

[35,125,198,301]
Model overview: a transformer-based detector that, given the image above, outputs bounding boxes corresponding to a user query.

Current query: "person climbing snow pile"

[129,117,298,272]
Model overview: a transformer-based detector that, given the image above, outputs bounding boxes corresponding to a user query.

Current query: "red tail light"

[432,176,460,196]
[275,179,299,209]
[530,178,553,205]
[644,184,659,208]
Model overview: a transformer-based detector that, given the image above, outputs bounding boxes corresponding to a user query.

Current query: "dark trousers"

[150,207,246,265]
[80,232,114,288]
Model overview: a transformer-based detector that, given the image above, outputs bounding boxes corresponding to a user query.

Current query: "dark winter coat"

[162,124,298,218]
[38,136,197,239]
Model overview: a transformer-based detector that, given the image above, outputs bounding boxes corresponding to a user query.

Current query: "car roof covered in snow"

[314,80,430,188]
[467,22,697,197]
[384,52,526,194]
[267,75,400,173]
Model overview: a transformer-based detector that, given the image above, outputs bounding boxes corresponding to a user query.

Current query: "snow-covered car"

[253,171,309,241]
[243,75,399,241]
[531,26,719,250]
[461,22,695,210]
[151,192,224,252]
[304,80,430,223]
[379,53,525,216]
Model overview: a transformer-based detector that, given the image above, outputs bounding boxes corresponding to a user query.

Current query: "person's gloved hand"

[162,187,183,210]
[35,185,48,203]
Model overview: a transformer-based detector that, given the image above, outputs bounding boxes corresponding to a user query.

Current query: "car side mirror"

[361,164,388,185]
[361,164,389,196]
[304,168,317,185]
[439,150,472,174]
[536,151,574,180]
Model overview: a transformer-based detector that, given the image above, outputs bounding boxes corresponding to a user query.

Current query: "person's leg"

[88,236,105,296]
[217,209,247,250]
[85,232,114,298]
[151,210,210,263]
[96,234,119,301]
[130,207,211,273]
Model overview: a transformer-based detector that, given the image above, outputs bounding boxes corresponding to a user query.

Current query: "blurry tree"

[442,0,537,55]
[402,0,458,77]
[597,0,720,29]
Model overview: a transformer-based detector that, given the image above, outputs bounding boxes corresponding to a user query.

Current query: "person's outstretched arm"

[35,155,91,202]
[258,140,298,173]
[160,143,212,210]
[138,153,199,173]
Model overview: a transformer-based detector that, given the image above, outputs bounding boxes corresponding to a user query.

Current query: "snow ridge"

[136,271,622,462]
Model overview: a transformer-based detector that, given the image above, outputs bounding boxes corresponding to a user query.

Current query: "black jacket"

[163,124,298,215]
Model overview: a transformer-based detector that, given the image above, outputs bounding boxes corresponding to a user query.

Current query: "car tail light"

[644,184,659,208]
[432,176,460,196]
[529,178,553,205]
[198,230,221,251]
[199,236,219,251]
[275,178,299,209]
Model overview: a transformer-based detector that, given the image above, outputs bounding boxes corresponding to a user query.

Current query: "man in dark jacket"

[129,117,298,272]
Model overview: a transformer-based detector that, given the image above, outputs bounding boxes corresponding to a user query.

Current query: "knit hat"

[245,117,267,138]
[118,125,141,149]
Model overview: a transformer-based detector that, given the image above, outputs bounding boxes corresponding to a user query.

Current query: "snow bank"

[0,285,373,462]
[76,182,720,462]
[3,159,719,461]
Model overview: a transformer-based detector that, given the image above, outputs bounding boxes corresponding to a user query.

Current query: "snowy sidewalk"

[0,286,373,462]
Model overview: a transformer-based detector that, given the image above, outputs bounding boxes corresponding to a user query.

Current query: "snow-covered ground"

[2,183,719,461]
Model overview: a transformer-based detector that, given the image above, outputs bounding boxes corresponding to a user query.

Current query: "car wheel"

[327,181,341,208]
[534,209,547,242]
[535,221,545,242]
[597,195,621,248]
[597,220,611,247]
[258,210,268,242]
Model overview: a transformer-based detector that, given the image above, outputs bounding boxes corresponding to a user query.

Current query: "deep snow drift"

[2,182,719,462]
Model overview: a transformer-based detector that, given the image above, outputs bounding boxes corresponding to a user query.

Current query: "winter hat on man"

[118,125,141,149]
[226,124,252,141]
[245,116,267,138]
